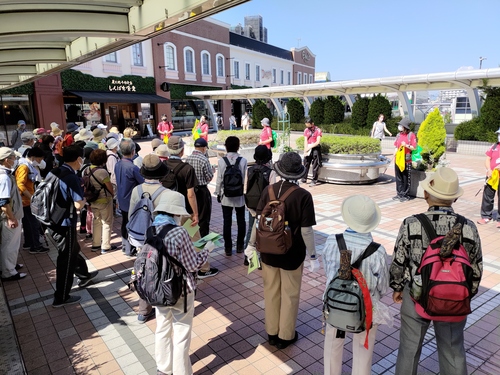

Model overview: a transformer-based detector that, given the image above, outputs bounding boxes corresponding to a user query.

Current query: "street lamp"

[479,56,487,69]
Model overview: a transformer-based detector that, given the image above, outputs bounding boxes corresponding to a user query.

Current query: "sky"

[214,0,500,81]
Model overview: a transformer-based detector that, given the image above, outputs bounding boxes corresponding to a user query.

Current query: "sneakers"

[392,195,401,201]
[137,308,156,324]
[52,295,81,308]
[29,247,49,254]
[22,243,31,250]
[243,256,249,266]
[1,272,27,281]
[15,264,23,271]
[225,250,232,256]
[301,178,307,183]
[197,268,219,279]
[477,218,491,225]
[268,334,279,346]
[101,245,118,255]
[78,270,99,288]
[309,180,319,187]
[91,246,101,252]
[399,196,410,202]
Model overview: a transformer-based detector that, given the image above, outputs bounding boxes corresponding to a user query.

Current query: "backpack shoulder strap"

[352,242,380,269]
[234,157,242,167]
[335,233,347,251]
[137,184,144,197]
[150,186,166,201]
[223,157,231,167]
[414,213,437,240]
[276,183,298,201]
[172,161,187,175]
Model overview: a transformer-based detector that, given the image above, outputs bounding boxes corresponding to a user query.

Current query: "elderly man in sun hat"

[322,195,390,375]
[245,151,317,350]
[18,131,37,157]
[11,120,27,150]
[390,167,483,375]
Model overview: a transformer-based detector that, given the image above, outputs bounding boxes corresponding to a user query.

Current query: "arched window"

[216,54,224,77]
[163,43,177,71]
[184,47,195,74]
[201,51,211,75]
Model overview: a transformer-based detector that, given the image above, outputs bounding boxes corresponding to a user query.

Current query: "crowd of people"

[0,116,492,375]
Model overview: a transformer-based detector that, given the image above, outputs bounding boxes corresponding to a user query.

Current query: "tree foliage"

[479,95,500,134]
[308,97,325,125]
[324,96,345,125]
[367,94,392,127]
[251,100,273,128]
[287,98,304,124]
[417,108,446,170]
[351,95,370,129]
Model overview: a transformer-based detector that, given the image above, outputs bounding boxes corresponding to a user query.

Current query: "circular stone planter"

[315,153,390,185]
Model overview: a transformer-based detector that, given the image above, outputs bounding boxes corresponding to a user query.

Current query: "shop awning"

[68,91,170,104]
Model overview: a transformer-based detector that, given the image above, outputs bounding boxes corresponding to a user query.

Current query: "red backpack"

[413,214,473,322]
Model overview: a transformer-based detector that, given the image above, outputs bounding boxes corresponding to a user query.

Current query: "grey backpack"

[127,185,165,248]
[323,234,379,336]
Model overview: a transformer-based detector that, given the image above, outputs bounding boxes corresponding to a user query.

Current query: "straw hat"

[123,127,138,138]
[52,128,62,137]
[341,195,381,234]
[78,128,93,141]
[154,190,189,216]
[109,126,119,134]
[420,167,463,200]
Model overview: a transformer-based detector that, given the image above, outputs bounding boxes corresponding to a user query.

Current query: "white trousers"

[155,292,195,375]
[0,221,22,277]
[323,323,378,375]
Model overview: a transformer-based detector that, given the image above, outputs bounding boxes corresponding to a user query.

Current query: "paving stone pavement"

[1,134,500,375]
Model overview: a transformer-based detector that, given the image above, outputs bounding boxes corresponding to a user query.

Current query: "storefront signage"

[109,79,136,92]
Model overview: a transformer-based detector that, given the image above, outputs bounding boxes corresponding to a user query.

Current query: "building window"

[309,74,313,84]
[105,52,117,63]
[132,43,143,66]
[164,43,177,71]
[304,73,308,84]
[245,63,251,80]
[280,70,284,85]
[287,71,291,85]
[297,72,302,85]
[255,65,260,81]
[201,51,210,75]
[184,47,195,73]
[272,68,277,83]
[234,61,239,79]
[216,54,224,77]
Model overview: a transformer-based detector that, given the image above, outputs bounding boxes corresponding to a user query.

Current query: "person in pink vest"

[393,118,416,202]
[258,117,273,150]
[157,114,173,141]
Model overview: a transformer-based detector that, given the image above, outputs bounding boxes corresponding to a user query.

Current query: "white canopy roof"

[0,0,248,89]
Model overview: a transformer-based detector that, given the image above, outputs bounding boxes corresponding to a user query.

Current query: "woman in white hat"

[322,195,390,375]
[150,191,215,375]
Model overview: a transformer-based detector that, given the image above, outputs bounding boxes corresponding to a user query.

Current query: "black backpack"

[223,156,243,197]
[31,167,74,227]
[245,164,272,209]
[133,224,188,311]
[160,162,187,192]
[82,166,109,203]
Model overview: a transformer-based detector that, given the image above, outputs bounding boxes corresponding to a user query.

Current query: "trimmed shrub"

[251,100,273,129]
[454,117,495,142]
[309,97,325,125]
[367,94,392,128]
[324,96,345,125]
[215,130,261,145]
[417,108,446,170]
[287,98,305,123]
[386,116,403,135]
[479,95,500,134]
[296,135,381,154]
[351,95,370,129]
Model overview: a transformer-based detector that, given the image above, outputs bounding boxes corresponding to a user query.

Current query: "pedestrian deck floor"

[1,139,500,375]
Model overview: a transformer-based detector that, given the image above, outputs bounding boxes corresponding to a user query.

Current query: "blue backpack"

[127,185,165,248]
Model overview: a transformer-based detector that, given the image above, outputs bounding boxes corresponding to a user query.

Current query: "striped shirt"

[186,150,213,186]
[389,206,483,295]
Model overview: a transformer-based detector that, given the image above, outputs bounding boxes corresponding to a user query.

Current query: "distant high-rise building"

[263,27,268,43]
[231,23,243,35]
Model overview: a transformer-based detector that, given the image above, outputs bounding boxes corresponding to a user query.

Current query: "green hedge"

[0,82,34,95]
[215,130,261,145]
[61,69,156,93]
[296,134,381,154]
